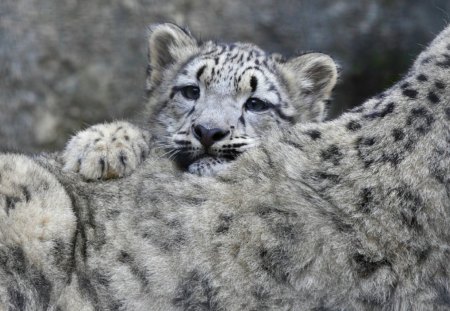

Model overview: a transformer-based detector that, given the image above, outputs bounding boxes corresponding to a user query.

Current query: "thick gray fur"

[0,25,450,310]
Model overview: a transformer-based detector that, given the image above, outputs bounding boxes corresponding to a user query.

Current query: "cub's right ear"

[146,23,199,90]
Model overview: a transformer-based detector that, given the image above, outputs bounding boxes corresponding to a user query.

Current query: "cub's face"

[145,24,338,176]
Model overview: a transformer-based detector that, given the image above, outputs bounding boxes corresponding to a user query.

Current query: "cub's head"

[145,23,338,176]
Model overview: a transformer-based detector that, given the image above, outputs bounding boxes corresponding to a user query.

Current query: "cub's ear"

[146,23,199,90]
[279,53,338,121]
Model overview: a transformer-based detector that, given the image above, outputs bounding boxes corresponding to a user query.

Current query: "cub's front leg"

[62,121,150,180]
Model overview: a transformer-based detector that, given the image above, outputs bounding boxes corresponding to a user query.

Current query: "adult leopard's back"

[0,24,449,311]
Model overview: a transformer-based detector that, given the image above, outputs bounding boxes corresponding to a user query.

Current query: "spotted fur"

[0,25,449,310]
[62,23,338,178]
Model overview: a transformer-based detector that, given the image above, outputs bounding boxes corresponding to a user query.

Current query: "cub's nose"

[192,124,229,148]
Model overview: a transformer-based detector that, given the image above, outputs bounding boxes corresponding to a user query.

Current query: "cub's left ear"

[146,23,199,90]
[279,53,338,121]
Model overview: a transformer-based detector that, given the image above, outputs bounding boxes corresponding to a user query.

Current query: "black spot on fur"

[251,285,270,304]
[52,239,70,267]
[94,270,110,287]
[312,305,340,311]
[356,137,376,167]
[118,250,130,262]
[9,247,27,274]
[427,91,440,104]
[321,145,343,166]
[382,152,403,166]
[392,186,424,230]
[250,75,258,92]
[273,222,297,240]
[314,171,340,183]
[77,273,100,304]
[118,251,150,288]
[434,283,450,306]
[238,115,246,127]
[353,253,391,278]
[173,270,220,310]
[436,54,450,68]
[20,186,31,202]
[362,137,375,146]
[445,108,450,121]
[8,287,26,310]
[330,212,353,233]
[283,139,303,150]
[306,130,321,140]
[32,272,52,309]
[5,196,20,215]
[400,82,409,89]
[260,247,290,283]
[196,65,206,81]
[402,89,418,99]
[363,102,395,119]
[406,107,435,135]
[416,247,431,265]
[359,188,374,213]
[256,205,298,218]
[392,128,405,141]
[346,120,362,131]
[429,148,449,184]
[403,138,416,151]
[416,74,428,82]
[216,214,233,233]
[435,80,445,89]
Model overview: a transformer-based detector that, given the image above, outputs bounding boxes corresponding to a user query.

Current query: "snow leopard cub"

[62,23,338,179]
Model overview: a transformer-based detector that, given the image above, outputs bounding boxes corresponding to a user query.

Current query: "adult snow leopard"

[62,23,338,178]
[0,24,449,310]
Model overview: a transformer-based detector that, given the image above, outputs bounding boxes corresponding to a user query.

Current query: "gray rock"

[1,0,449,152]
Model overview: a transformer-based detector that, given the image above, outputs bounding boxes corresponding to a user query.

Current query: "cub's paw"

[62,121,150,180]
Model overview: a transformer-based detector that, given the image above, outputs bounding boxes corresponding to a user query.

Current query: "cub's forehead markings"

[250,76,258,93]
[196,65,207,81]
[180,46,278,95]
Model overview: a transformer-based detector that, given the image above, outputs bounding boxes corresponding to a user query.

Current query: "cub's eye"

[180,85,200,100]
[244,98,271,112]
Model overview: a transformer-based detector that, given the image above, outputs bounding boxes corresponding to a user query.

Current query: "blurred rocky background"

[1,0,449,152]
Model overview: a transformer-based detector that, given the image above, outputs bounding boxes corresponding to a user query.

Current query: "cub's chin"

[187,155,230,177]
